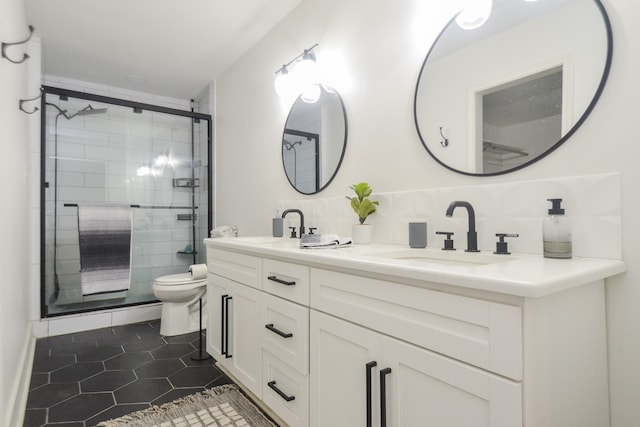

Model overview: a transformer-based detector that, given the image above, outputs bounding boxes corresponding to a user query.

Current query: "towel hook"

[439,126,449,147]
[1,25,35,64]
[19,88,43,114]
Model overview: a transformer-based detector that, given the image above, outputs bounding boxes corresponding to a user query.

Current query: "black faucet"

[445,201,479,252]
[281,209,305,238]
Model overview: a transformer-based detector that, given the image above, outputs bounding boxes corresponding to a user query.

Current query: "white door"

[383,337,522,427]
[310,310,383,427]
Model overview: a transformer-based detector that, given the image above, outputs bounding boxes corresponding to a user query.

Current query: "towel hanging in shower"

[77,204,132,296]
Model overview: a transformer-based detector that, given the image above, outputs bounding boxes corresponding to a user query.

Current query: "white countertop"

[204,236,626,298]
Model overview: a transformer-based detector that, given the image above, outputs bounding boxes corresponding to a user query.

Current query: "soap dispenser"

[272,210,283,238]
[543,198,572,259]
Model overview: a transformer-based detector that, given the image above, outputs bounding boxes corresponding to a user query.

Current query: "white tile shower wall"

[275,173,621,259]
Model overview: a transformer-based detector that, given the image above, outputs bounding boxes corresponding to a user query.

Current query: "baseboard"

[4,323,36,427]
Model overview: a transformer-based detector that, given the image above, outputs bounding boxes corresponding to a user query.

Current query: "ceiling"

[24,0,302,99]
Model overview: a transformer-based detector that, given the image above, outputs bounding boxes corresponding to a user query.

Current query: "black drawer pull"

[366,361,377,427]
[267,275,296,286]
[380,367,392,427]
[265,323,293,338]
[267,380,296,402]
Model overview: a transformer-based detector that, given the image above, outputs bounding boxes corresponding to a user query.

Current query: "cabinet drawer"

[262,293,309,375]
[263,259,310,305]
[206,248,262,289]
[262,350,309,427]
[310,268,523,380]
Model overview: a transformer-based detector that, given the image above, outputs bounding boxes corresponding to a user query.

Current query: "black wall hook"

[439,126,449,147]
[2,25,35,64]
[19,88,43,114]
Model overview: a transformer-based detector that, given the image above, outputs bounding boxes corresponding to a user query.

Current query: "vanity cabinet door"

[207,274,262,398]
[227,278,263,398]
[383,337,522,427]
[310,310,383,427]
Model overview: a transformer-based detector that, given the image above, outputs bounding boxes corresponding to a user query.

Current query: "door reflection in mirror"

[481,67,562,174]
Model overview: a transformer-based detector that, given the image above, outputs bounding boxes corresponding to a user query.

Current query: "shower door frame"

[39,85,213,318]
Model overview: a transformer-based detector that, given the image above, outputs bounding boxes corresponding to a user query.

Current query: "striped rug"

[96,385,278,427]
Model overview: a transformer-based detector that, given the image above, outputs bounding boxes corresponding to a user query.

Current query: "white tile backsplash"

[277,173,621,259]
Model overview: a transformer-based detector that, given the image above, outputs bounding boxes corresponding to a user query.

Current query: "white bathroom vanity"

[204,236,624,427]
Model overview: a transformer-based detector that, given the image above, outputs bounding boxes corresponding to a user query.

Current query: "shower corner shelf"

[177,251,198,255]
[173,178,200,188]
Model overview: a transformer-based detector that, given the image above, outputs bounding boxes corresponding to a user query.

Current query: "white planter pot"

[352,224,372,245]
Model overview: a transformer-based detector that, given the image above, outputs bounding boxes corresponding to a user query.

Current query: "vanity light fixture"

[456,0,493,30]
[274,43,319,98]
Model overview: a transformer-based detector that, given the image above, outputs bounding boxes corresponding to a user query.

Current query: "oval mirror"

[414,0,612,176]
[282,84,347,194]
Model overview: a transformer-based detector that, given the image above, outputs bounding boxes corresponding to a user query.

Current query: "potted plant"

[346,182,379,244]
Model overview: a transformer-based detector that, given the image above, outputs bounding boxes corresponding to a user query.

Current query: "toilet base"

[159,300,207,337]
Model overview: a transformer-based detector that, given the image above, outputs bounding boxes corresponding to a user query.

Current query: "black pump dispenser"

[547,198,565,215]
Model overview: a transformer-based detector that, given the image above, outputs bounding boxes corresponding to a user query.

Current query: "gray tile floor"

[23,320,232,427]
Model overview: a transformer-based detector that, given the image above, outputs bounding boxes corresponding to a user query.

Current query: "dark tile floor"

[23,320,233,427]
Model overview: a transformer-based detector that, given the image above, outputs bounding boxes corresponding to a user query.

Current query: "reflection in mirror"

[414,0,612,176]
[282,85,347,194]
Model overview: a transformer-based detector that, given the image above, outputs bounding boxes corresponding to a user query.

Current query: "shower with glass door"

[40,86,212,317]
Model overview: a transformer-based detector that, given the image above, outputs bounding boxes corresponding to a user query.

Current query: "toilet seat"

[154,273,206,287]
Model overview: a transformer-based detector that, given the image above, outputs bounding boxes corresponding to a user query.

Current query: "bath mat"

[96,384,278,427]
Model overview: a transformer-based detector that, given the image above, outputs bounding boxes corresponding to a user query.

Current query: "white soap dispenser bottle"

[543,198,572,259]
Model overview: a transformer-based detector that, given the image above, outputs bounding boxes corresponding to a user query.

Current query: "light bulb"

[274,67,291,97]
[296,51,319,90]
[301,84,321,103]
[456,0,492,30]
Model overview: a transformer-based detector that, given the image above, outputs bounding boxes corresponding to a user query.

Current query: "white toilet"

[152,273,207,336]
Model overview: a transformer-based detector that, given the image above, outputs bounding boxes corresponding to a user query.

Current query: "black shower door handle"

[366,361,377,427]
[380,367,392,427]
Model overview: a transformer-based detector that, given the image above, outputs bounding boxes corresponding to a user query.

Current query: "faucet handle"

[308,227,317,235]
[436,231,455,251]
[289,227,298,238]
[494,233,519,255]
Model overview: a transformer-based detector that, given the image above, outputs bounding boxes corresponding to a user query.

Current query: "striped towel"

[77,204,132,296]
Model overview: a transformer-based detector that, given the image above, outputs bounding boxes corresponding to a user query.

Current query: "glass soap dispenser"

[543,198,572,259]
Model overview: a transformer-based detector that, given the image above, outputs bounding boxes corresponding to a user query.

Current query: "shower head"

[76,105,108,116]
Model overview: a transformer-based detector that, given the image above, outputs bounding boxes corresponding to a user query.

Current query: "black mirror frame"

[413,0,613,177]
[281,86,348,194]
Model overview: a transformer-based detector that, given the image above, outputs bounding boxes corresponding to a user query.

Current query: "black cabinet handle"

[366,361,377,427]
[265,323,293,338]
[380,367,392,427]
[224,295,232,359]
[267,275,296,286]
[221,295,228,356]
[267,380,296,402]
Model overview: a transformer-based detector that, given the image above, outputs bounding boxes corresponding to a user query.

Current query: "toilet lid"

[154,273,206,285]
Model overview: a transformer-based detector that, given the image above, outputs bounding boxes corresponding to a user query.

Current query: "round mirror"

[282,84,347,194]
[414,0,612,176]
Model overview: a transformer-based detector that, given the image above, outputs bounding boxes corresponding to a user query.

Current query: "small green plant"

[346,182,379,225]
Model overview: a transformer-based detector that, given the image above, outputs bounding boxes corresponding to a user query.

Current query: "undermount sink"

[367,249,514,266]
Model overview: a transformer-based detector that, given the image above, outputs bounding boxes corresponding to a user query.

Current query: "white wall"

[213,0,640,425]
[0,0,38,424]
